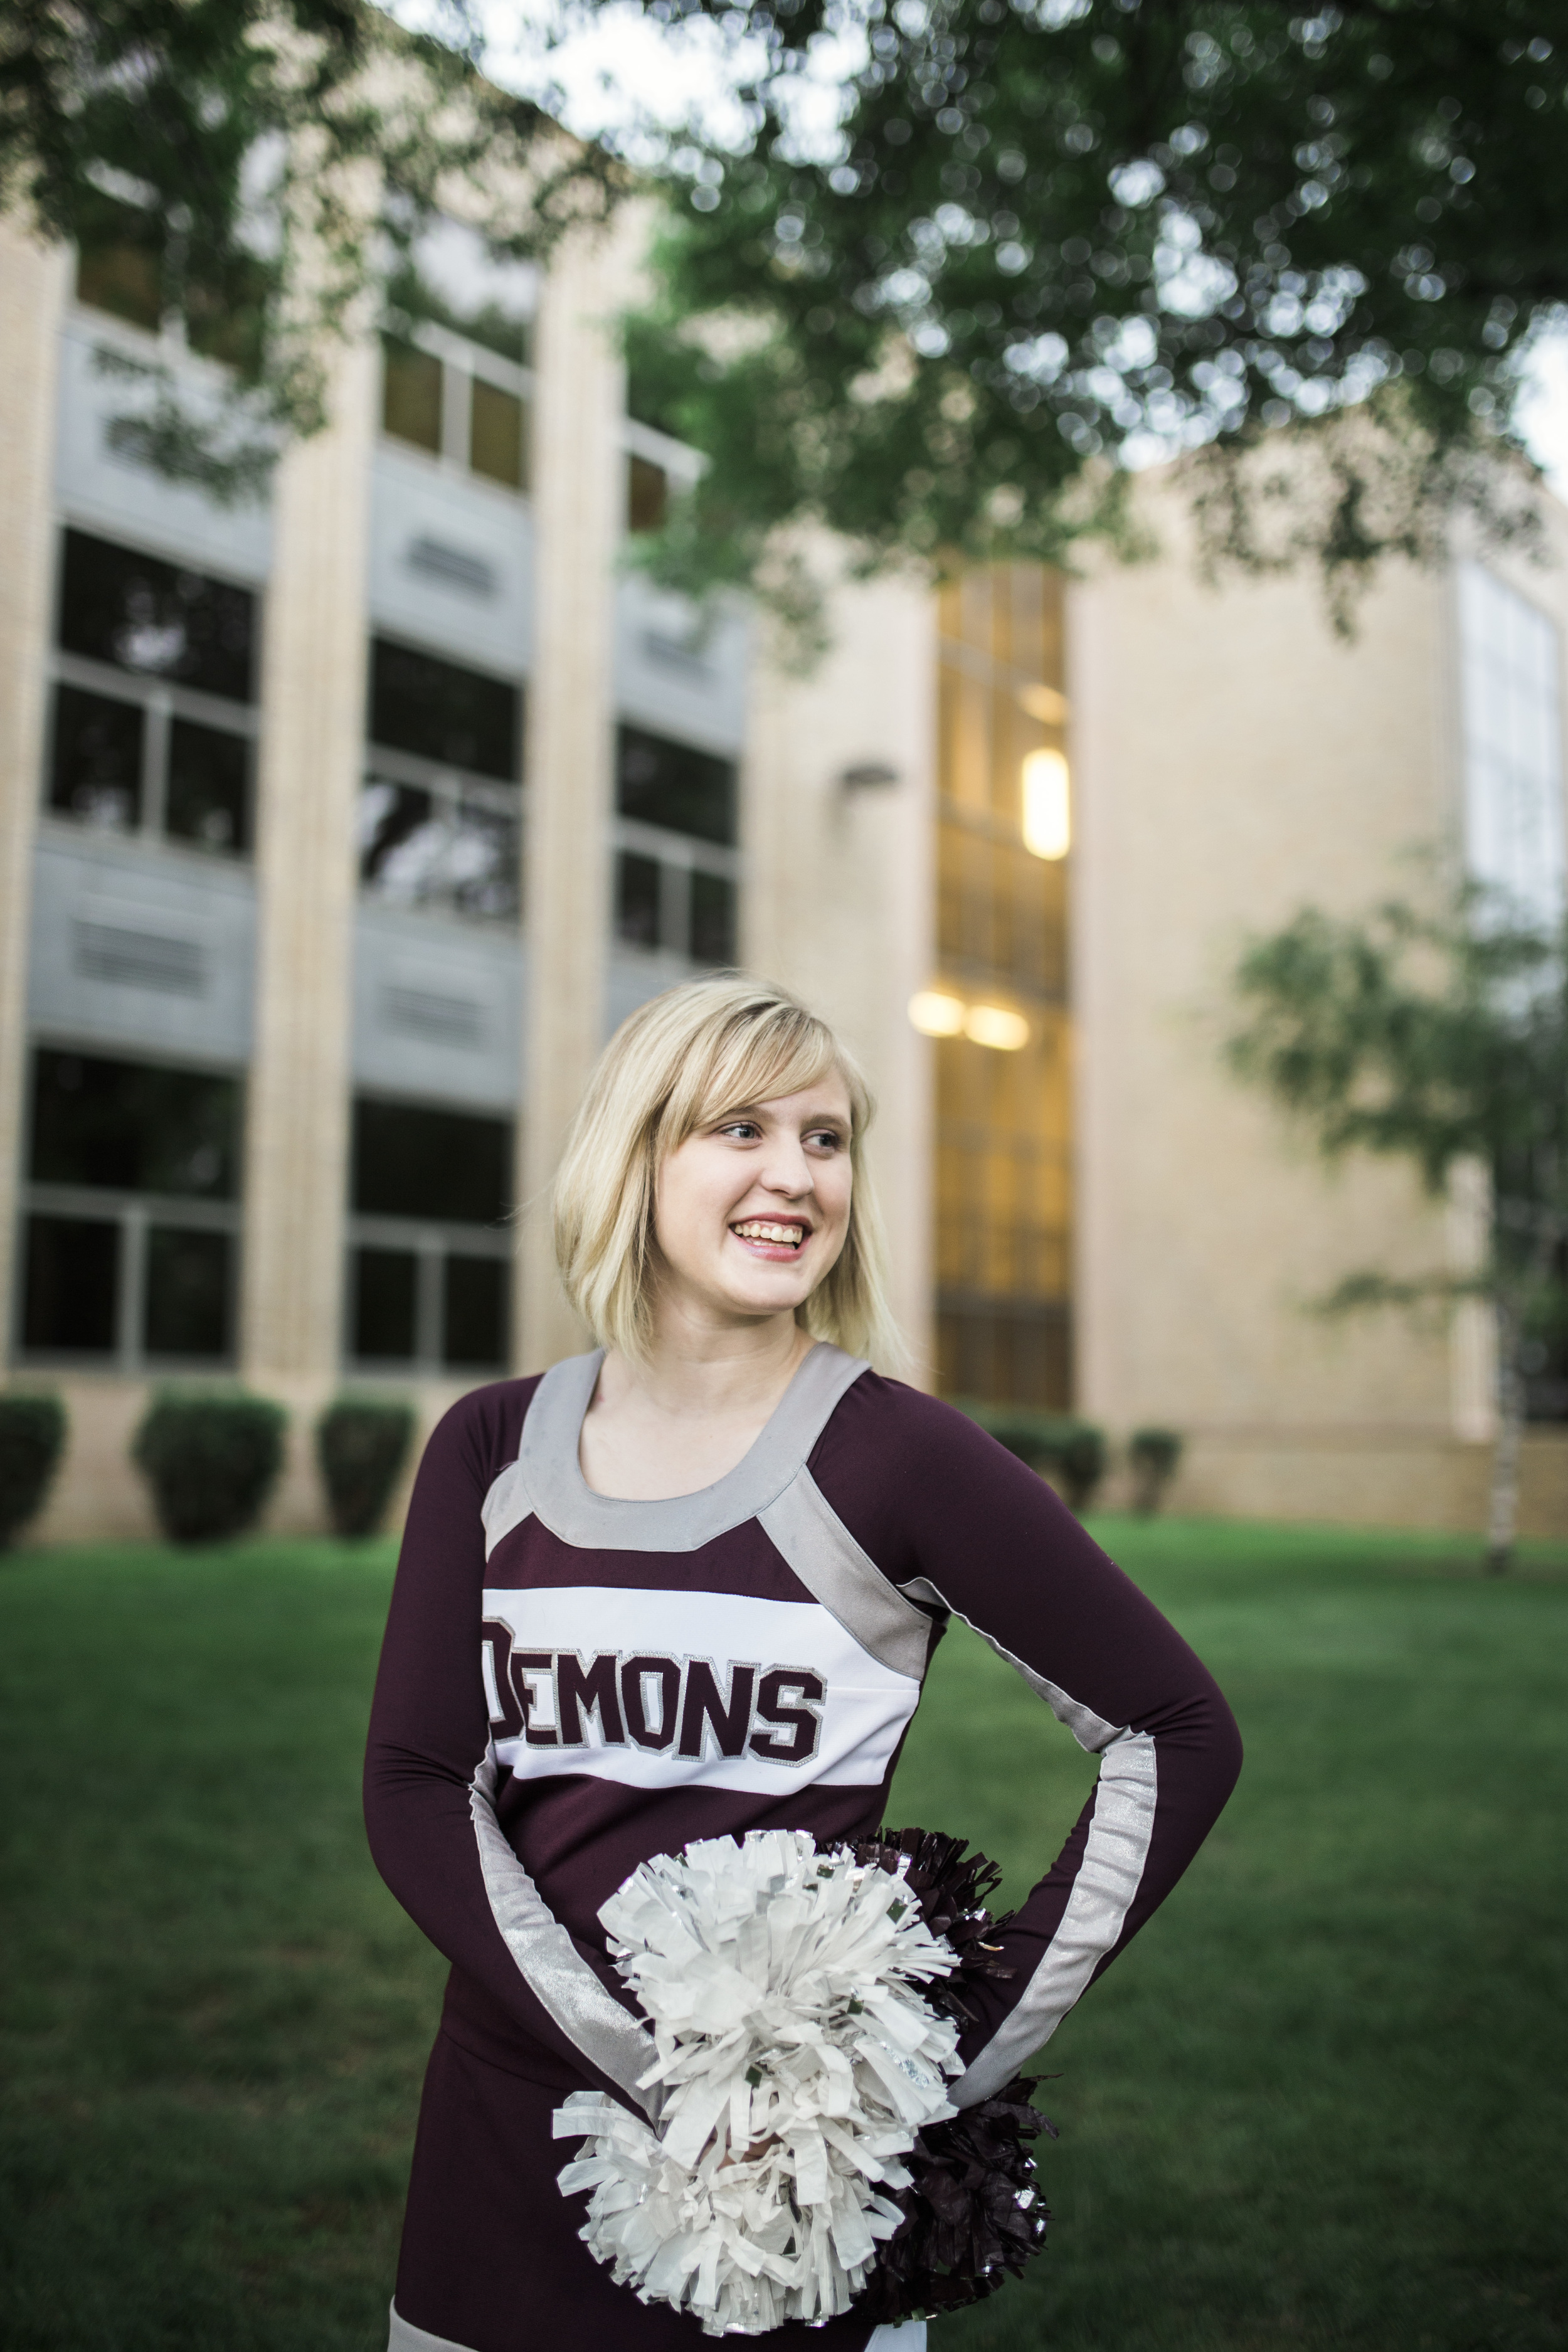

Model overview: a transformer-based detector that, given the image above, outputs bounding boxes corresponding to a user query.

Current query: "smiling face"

[651,1074,855,1334]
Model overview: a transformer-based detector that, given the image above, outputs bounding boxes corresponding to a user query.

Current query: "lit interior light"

[1022,748,1071,860]
[965,1004,1030,1052]
[1018,682,1069,725]
[908,989,966,1037]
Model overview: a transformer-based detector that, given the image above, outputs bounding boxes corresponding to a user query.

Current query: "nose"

[758,1135,813,1199]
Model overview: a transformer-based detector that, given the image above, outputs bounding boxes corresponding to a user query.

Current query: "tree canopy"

[3,0,1565,605]
[620,0,1568,618]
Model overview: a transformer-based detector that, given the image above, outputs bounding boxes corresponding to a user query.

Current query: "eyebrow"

[712,1101,850,1131]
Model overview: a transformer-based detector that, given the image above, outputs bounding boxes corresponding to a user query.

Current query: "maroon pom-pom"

[841,1825,1056,2319]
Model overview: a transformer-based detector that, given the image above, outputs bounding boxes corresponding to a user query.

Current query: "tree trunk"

[1485,1296,1523,1576]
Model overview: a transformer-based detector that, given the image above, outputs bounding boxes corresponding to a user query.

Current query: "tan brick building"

[2,199,1565,1542]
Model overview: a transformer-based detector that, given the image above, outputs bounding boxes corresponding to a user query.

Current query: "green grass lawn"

[2,1518,1564,2352]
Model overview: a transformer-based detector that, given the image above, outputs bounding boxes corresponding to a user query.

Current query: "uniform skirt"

[390,2032,926,2352]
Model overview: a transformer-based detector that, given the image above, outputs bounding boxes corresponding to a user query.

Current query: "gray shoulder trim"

[389,2302,479,2352]
[467,1746,654,2110]
[520,1342,871,1552]
[480,1455,534,1560]
[759,1470,931,1683]
[952,1730,1158,2105]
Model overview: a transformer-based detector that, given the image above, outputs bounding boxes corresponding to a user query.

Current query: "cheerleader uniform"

[364,1343,1242,2352]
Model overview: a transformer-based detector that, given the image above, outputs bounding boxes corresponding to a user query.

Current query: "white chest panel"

[482,1582,921,1797]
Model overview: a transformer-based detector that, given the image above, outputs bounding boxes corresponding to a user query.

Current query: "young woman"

[364,974,1242,2352]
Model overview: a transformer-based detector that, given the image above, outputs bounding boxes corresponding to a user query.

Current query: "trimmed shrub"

[1128,1427,1184,1516]
[955,1401,1108,1512]
[316,1397,416,1538]
[0,1395,66,1547]
[132,1391,287,1544]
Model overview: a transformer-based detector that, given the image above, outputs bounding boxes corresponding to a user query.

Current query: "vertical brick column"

[517,215,638,1371]
[240,338,376,1391]
[0,223,68,1362]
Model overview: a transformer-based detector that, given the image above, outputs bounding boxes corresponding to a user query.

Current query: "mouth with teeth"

[729,1217,811,1259]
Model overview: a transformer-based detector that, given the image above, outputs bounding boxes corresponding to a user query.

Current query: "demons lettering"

[480,1623,824,1766]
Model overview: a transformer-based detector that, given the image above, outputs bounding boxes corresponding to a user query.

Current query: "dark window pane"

[353,1248,418,1360]
[369,640,519,781]
[359,777,519,919]
[383,339,443,453]
[616,850,662,948]
[29,1049,239,1198]
[75,198,163,330]
[627,455,668,534]
[144,1227,232,1358]
[470,378,525,489]
[444,1254,508,1367]
[22,1216,119,1352]
[58,530,255,703]
[690,870,737,966]
[49,683,144,830]
[617,726,736,847]
[352,1099,512,1224]
[166,719,250,855]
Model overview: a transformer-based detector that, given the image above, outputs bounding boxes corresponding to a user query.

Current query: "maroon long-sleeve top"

[365,1343,1241,2137]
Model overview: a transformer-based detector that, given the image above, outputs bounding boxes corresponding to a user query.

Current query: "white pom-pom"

[553,1830,961,2336]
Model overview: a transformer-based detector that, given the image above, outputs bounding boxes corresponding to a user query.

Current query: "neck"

[599,1300,813,1423]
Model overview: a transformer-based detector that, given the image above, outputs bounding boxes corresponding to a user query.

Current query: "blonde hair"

[552,973,905,1370]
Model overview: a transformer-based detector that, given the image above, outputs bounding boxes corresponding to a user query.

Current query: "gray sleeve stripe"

[951,1730,1158,2107]
[467,1746,654,2109]
[759,1471,933,1683]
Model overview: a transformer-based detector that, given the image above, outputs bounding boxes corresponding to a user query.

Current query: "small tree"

[1227,887,1568,1573]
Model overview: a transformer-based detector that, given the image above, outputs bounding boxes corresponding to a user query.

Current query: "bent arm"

[363,1392,654,2111]
[820,1389,1242,2106]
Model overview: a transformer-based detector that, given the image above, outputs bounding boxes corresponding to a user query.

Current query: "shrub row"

[954,1402,1185,1516]
[0,1391,416,1549]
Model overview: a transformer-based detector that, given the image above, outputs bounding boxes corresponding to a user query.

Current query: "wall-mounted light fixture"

[908,991,1030,1051]
[1022,746,1071,861]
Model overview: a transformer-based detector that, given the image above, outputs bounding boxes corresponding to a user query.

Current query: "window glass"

[166,718,250,855]
[628,455,669,534]
[444,1255,509,1367]
[144,1227,232,1357]
[75,199,164,330]
[369,639,519,781]
[49,684,144,830]
[470,378,526,489]
[29,1050,240,1199]
[383,338,443,453]
[22,1216,121,1352]
[617,726,736,847]
[352,1098,512,1224]
[359,778,519,919]
[353,1248,418,1359]
[616,850,662,948]
[59,531,255,704]
[1459,565,1567,929]
[690,871,736,965]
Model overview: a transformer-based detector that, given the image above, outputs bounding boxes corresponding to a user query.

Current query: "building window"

[613,726,739,967]
[931,567,1073,1410]
[380,331,530,493]
[346,1097,512,1371]
[360,638,522,921]
[1458,565,1567,930]
[45,530,258,857]
[628,454,669,534]
[18,1048,241,1367]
